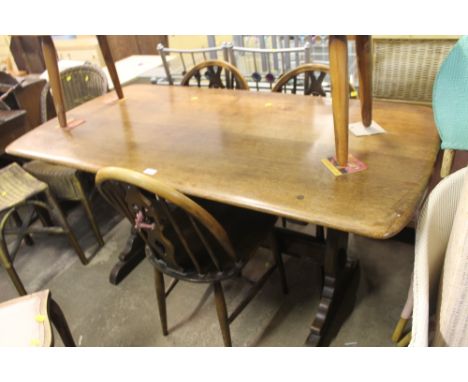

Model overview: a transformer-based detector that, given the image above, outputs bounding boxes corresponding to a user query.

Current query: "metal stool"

[0,163,88,295]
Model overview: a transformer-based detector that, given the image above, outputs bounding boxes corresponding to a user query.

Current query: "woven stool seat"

[0,163,47,213]
[23,160,85,200]
[0,163,89,295]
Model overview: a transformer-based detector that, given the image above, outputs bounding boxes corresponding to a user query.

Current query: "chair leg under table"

[213,281,232,347]
[43,189,89,265]
[76,181,104,247]
[154,268,168,336]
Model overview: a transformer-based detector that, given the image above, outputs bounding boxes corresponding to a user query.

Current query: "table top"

[6,84,440,239]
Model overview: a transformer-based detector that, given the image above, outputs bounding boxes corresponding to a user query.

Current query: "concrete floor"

[0,193,414,346]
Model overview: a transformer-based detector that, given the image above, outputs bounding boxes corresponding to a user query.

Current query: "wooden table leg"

[305,228,358,346]
[355,35,373,127]
[40,36,67,128]
[109,229,145,285]
[329,36,349,167]
[97,36,124,100]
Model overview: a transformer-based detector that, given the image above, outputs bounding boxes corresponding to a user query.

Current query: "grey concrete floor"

[0,193,413,346]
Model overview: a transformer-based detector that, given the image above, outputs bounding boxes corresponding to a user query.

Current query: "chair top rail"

[157,44,226,54]
[231,44,310,54]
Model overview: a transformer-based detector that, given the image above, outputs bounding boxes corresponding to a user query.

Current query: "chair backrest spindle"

[97,167,238,279]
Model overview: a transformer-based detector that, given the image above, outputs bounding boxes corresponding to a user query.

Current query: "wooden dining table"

[6,84,440,345]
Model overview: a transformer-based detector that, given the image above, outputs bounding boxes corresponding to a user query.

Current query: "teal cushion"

[433,36,468,150]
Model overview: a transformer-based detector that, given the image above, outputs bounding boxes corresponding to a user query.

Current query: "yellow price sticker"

[30,339,41,347]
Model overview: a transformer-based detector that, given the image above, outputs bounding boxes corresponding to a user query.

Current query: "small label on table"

[103,95,120,105]
[349,120,386,136]
[321,154,368,176]
[143,168,158,175]
[56,118,85,130]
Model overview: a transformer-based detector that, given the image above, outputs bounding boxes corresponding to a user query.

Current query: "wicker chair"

[0,163,88,295]
[391,167,467,346]
[96,167,288,346]
[372,37,457,104]
[23,64,108,247]
[0,290,75,346]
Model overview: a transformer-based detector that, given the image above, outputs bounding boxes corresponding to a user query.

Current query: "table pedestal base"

[109,230,145,285]
[275,227,359,347]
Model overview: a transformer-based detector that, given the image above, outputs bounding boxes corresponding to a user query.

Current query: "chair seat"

[0,163,47,213]
[147,198,277,282]
[0,290,52,346]
[23,160,85,200]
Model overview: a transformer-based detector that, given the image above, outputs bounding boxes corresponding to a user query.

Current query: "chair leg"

[79,189,104,247]
[213,281,232,347]
[11,210,34,246]
[0,230,27,295]
[154,268,168,335]
[270,232,289,295]
[34,199,54,227]
[49,297,76,346]
[43,189,89,265]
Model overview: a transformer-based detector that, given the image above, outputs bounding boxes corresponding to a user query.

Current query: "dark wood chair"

[272,63,352,96]
[181,60,249,90]
[0,289,75,346]
[96,167,288,346]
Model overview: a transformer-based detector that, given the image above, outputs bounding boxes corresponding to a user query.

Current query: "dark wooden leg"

[316,225,325,243]
[329,35,349,167]
[270,232,289,294]
[305,228,357,346]
[109,229,145,285]
[11,210,34,246]
[6,266,27,295]
[80,193,104,247]
[43,189,88,265]
[35,204,54,227]
[40,36,67,128]
[213,281,232,347]
[355,35,373,127]
[96,36,124,99]
[154,268,168,335]
[0,226,27,295]
[49,297,76,346]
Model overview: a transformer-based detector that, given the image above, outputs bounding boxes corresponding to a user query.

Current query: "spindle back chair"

[96,167,288,346]
[181,60,249,90]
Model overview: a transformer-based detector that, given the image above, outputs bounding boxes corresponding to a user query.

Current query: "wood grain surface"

[7,84,440,239]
